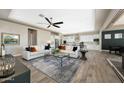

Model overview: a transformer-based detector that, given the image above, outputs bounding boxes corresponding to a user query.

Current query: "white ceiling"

[113,14,124,26]
[0,9,110,34]
[8,9,95,34]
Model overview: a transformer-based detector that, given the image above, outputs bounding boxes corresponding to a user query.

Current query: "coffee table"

[52,53,70,73]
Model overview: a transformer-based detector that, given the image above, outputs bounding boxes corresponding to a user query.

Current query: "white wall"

[0,20,51,56]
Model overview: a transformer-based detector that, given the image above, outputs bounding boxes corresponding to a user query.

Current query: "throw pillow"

[31,47,37,52]
[25,47,31,51]
[62,46,65,50]
[58,46,62,49]
[45,46,49,50]
[73,47,77,52]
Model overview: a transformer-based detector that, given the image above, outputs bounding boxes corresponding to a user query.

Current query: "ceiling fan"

[39,14,63,28]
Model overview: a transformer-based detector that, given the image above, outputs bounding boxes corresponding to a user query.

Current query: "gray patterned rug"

[28,56,82,82]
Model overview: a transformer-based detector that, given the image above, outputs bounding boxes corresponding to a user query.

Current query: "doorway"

[28,28,37,46]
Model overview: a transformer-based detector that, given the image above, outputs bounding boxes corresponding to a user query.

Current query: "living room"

[0,9,124,83]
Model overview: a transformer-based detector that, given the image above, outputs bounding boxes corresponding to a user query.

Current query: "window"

[114,33,123,39]
[104,34,111,39]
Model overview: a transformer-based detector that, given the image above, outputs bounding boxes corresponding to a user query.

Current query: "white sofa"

[22,45,51,60]
[60,45,80,58]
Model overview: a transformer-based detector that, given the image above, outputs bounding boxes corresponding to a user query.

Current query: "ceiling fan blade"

[53,24,60,28]
[53,22,63,25]
[45,17,51,24]
[47,25,51,28]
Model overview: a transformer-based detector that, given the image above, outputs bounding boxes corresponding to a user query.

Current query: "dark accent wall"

[102,29,124,50]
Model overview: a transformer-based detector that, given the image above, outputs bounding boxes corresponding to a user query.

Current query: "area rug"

[28,56,82,83]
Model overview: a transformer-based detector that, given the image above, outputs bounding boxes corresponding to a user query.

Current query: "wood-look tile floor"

[18,51,121,83]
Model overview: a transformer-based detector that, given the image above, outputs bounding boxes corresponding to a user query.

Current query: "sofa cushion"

[40,45,45,50]
[60,50,72,54]
[30,51,43,55]
[66,46,72,51]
